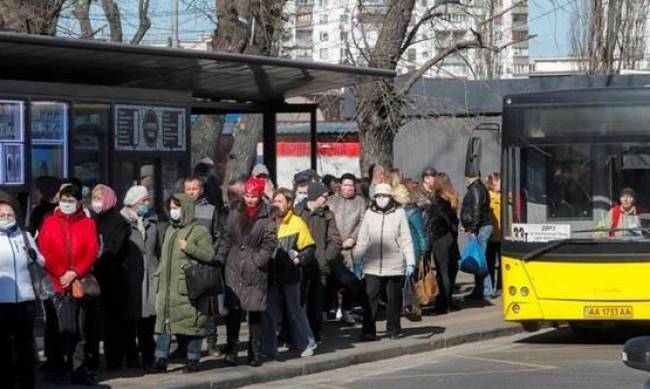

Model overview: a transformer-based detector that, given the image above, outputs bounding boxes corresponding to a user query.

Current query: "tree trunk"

[101,0,123,42]
[223,115,263,184]
[191,115,225,168]
[0,0,65,35]
[73,0,93,39]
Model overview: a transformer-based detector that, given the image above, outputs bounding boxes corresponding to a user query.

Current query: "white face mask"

[91,201,103,214]
[0,218,16,230]
[59,201,78,215]
[170,208,182,221]
[375,197,391,209]
[294,193,307,206]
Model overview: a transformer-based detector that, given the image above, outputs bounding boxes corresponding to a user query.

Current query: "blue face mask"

[137,204,149,217]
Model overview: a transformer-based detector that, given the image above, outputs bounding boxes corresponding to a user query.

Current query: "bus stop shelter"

[0,32,394,215]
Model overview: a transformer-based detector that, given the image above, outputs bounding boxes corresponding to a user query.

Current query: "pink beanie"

[92,184,117,212]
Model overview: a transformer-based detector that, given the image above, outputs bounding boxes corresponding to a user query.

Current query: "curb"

[162,322,526,389]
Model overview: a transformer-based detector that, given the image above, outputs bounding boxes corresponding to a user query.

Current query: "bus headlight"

[509,286,517,296]
[520,287,529,297]
[512,304,521,314]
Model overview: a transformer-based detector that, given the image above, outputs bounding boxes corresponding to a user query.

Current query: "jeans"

[473,225,494,297]
[262,282,315,355]
[0,301,37,389]
[154,333,202,362]
[364,275,404,336]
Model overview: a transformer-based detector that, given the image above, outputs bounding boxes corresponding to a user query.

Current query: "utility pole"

[171,0,179,48]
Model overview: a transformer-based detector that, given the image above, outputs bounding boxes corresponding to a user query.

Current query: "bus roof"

[504,87,650,107]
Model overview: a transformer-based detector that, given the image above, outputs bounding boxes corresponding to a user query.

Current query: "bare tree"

[570,0,650,74]
[0,0,67,35]
[68,0,151,44]
[352,0,529,174]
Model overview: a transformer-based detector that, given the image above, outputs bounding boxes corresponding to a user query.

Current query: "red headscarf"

[244,177,265,219]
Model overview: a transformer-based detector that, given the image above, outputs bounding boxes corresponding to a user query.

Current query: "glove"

[353,263,364,280]
[288,249,299,260]
[405,265,415,278]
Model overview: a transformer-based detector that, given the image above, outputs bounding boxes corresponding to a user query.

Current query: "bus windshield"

[503,142,650,242]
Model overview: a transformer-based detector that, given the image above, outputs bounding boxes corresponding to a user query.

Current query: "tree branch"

[72,0,93,39]
[130,0,151,44]
[399,0,461,55]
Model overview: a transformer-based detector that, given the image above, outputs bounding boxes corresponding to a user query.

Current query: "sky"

[58,0,574,58]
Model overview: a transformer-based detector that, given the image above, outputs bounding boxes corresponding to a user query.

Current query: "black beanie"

[307,182,328,201]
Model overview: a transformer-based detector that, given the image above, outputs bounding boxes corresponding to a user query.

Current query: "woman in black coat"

[90,184,131,370]
[216,177,277,367]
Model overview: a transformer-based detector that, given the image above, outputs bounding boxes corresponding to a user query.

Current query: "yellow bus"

[500,88,650,332]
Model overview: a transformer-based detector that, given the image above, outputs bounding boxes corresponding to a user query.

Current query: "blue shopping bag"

[459,239,487,275]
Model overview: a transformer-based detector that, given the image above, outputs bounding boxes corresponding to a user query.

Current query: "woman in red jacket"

[38,184,99,385]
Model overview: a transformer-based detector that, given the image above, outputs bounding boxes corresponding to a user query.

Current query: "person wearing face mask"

[120,185,159,371]
[216,177,278,367]
[38,184,99,385]
[0,192,46,389]
[150,193,214,374]
[353,183,415,340]
[88,184,130,371]
[294,182,342,343]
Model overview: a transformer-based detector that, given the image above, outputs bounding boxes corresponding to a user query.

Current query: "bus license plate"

[583,306,633,319]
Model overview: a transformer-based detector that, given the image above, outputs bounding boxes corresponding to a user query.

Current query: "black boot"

[224,341,239,366]
[148,358,168,374]
[183,359,200,373]
[248,324,262,367]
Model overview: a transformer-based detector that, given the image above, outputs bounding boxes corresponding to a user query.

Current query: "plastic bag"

[459,239,488,275]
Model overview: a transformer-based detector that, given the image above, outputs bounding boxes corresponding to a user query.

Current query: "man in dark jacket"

[460,175,494,299]
[182,177,222,356]
[294,182,342,342]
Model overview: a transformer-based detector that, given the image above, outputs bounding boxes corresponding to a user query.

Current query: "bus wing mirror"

[465,136,482,178]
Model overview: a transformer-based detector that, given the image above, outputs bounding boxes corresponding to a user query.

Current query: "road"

[244,327,650,389]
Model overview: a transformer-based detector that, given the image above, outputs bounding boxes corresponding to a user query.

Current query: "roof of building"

[0,33,394,103]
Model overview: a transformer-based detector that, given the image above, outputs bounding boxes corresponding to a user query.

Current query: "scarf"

[121,207,146,239]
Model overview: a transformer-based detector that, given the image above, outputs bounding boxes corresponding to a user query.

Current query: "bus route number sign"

[511,224,571,243]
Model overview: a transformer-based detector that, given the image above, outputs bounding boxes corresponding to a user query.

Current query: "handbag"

[459,239,488,275]
[71,274,101,299]
[21,230,55,301]
[53,294,77,333]
[182,225,224,301]
[414,259,439,306]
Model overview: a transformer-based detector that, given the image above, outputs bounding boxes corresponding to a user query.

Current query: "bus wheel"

[522,322,541,332]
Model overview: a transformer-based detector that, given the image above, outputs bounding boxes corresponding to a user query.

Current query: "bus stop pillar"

[262,110,277,184]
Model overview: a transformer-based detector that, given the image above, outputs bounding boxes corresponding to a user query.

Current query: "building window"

[296,13,312,26]
[320,14,328,24]
[340,13,348,23]
[320,48,329,59]
[407,48,417,61]
[513,13,527,23]
[513,31,528,41]
[421,51,429,58]
[320,31,329,41]
[319,0,328,6]
[340,31,348,41]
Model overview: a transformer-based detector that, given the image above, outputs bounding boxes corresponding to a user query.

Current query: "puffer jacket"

[154,194,215,337]
[353,202,416,277]
[404,204,428,263]
[272,209,315,285]
[216,201,277,312]
[460,179,492,235]
[0,227,45,303]
[294,203,342,275]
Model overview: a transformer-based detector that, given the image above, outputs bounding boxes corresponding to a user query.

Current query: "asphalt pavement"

[244,327,650,389]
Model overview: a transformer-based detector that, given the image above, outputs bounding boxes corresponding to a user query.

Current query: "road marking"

[449,353,558,370]
[354,366,558,381]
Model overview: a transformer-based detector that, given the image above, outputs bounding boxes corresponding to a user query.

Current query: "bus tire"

[522,322,541,332]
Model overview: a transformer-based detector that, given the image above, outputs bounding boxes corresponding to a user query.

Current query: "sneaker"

[335,308,343,321]
[300,342,318,358]
[322,312,329,322]
[148,359,168,374]
[340,310,357,325]
[207,342,222,357]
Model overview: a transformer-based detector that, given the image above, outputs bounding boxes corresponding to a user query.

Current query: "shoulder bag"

[182,224,224,301]
[21,230,56,301]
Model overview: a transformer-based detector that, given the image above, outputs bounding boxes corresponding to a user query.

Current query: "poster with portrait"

[31,102,67,141]
[0,101,23,142]
[3,144,24,185]
[114,105,186,151]
[31,145,65,180]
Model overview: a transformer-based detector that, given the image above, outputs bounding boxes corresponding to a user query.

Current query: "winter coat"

[328,194,367,268]
[353,202,416,277]
[0,227,45,303]
[38,209,99,294]
[294,203,342,275]
[460,179,492,235]
[404,204,428,263]
[154,194,215,337]
[123,209,159,319]
[94,207,130,316]
[273,210,315,285]
[194,197,221,249]
[216,201,277,312]
[429,196,459,241]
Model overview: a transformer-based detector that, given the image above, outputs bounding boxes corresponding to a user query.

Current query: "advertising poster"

[0,100,23,141]
[114,105,186,151]
[31,102,67,141]
[3,144,24,185]
[31,145,65,179]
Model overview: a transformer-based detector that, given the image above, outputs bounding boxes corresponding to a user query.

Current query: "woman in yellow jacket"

[486,173,501,297]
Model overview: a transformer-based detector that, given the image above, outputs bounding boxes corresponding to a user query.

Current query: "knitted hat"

[124,185,149,206]
[245,177,266,198]
[307,182,329,201]
[92,184,117,211]
[373,183,393,197]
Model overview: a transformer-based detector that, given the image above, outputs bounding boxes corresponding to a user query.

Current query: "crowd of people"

[0,162,504,388]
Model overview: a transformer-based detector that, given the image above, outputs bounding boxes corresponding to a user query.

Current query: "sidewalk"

[68,275,522,389]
